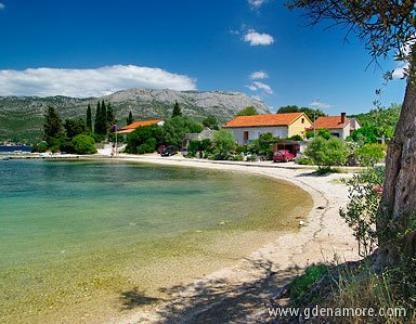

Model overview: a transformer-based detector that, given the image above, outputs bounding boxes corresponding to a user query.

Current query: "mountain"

[0,89,270,143]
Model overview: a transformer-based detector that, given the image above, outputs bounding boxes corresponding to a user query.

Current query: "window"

[301,118,305,124]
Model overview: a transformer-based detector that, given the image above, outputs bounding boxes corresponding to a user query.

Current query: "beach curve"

[106,154,361,323]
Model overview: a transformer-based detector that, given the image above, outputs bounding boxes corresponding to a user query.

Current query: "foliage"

[236,106,258,116]
[289,263,328,302]
[43,106,64,151]
[355,143,386,167]
[106,102,115,130]
[126,110,134,125]
[248,132,276,159]
[125,125,163,154]
[172,101,182,117]
[288,134,303,141]
[351,104,401,143]
[306,128,331,140]
[296,156,314,165]
[202,116,219,130]
[64,117,87,139]
[86,104,92,132]
[212,129,236,160]
[305,136,348,168]
[161,116,203,147]
[340,166,385,257]
[71,134,97,155]
[94,101,106,136]
[277,105,326,121]
[32,141,48,153]
[187,139,212,157]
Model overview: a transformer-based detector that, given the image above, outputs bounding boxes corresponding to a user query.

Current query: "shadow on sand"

[119,257,301,323]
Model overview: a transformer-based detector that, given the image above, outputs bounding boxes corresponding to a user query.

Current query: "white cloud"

[0,3,5,10]
[247,81,273,95]
[250,71,268,80]
[243,29,274,46]
[0,65,197,97]
[248,0,268,9]
[310,100,331,109]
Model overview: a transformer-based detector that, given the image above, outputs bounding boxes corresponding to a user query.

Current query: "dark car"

[160,145,178,157]
[273,149,296,162]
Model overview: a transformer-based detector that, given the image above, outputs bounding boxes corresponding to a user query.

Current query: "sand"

[101,154,362,323]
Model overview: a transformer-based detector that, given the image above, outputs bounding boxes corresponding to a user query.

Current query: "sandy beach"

[100,154,362,323]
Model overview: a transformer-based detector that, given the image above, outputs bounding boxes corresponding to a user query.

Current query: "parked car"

[160,145,178,157]
[273,149,296,162]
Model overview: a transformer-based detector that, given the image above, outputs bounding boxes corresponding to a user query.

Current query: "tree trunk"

[377,46,416,267]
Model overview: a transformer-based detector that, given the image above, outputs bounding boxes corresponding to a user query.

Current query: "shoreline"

[106,154,361,323]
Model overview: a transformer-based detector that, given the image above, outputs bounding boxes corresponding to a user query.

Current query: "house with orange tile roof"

[312,112,360,139]
[118,119,164,135]
[223,112,312,145]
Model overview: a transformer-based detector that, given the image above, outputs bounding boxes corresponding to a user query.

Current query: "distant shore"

[105,153,361,323]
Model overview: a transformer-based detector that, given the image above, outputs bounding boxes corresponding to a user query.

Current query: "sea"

[0,159,312,323]
[0,144,32,154]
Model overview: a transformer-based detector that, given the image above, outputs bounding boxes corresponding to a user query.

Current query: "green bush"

[289,263,328,302]
[72,134,96,154]
[125,125,163,154]
[339,166,384,257]
[305,136,348,169]
[296,156,314,165]
[137,138,157,154]
[355,143,386,166]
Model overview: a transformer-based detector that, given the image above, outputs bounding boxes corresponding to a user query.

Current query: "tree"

[305,136,348,169]
[43,106,64,150]
[236,106,258,116]
[86,104,92,132]
[72,134,97,154]
[94,101,107,136]
[126,110,134,125]
[172,101,182,117]
[202,116,219,130]
[94,101,101,134]
[106,102,115,130]
[125,125,164,154]
[212,129,236,160]
[277,105,325,121]
[162,116,203,147]
[64,118,87,139]
[287,0,416,266]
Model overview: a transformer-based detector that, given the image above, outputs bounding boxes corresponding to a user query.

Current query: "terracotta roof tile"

[313,116,349,130]
[224,113,304,128]
[118,119,162,134]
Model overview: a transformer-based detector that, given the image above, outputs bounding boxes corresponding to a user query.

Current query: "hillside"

[0,89,270,143]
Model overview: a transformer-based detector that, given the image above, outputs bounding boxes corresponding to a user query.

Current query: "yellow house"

[223,112,312,145]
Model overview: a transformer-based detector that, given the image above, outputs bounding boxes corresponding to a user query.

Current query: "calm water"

[0,145,32,153]
[0,159,312,323]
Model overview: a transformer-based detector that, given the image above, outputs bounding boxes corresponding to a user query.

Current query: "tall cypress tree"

[86,104,92,132]
[106,102,115,129]
[43,106,64,147]
[94,101,101,134]
[172,101,182,117]
[127,110,133,125]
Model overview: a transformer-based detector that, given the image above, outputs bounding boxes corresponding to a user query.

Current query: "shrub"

[355,143,386,166]
[339,166,384,257]
[289,263,328,303]
[72,134,97,154]
[296,156,314,165]
[305,136,348,169]
[125,125,163,154]
[212,129,236,160]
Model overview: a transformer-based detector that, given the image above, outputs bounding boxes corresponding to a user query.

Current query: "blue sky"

[0,0,407,114]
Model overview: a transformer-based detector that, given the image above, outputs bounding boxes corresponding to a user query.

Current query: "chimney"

[341,112,346,124]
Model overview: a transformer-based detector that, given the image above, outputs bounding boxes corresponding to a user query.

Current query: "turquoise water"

[0,159,312,323]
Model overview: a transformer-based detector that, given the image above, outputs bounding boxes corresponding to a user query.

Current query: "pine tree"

[43,106,64,148]
[86,104,92,132]
[127,110,133,125]
[172,101,182,117]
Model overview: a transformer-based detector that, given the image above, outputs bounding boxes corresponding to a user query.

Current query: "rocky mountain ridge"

[0,89,270,142]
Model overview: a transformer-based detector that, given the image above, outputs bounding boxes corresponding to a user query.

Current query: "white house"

[312,113,360,139]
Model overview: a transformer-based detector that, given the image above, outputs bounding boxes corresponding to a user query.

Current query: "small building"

[312,113,360,139]
[223,113,312,145]
[118,119,164,135]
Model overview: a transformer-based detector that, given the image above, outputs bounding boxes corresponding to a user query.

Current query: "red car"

[273,149,296,162]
